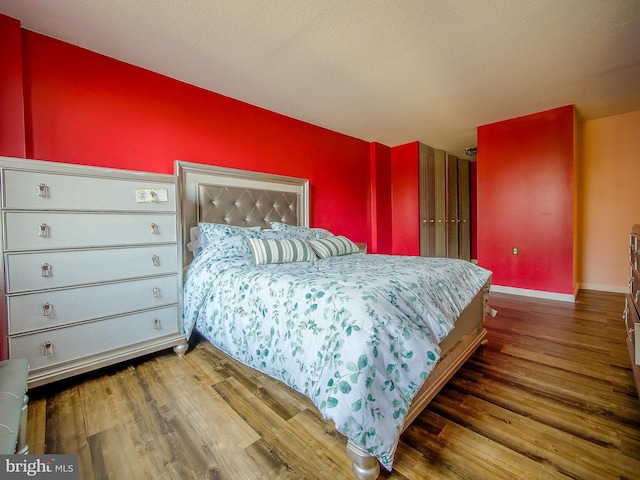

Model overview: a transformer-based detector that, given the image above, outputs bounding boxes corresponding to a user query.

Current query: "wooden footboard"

[402,287,486,431]
[347,289,487,479]
[402,326,487,431]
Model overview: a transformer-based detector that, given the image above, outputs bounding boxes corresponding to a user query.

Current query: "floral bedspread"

[183,250,491,470]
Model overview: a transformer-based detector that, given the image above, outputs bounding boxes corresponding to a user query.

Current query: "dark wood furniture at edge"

[625,224,640,397]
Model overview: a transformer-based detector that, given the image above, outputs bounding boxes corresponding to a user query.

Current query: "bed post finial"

[346,440,380,480]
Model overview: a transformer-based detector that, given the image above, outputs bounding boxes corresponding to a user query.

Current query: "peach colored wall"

[578,109,640,292]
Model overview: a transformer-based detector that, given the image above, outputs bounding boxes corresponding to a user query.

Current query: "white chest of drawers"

[0,157,188,387]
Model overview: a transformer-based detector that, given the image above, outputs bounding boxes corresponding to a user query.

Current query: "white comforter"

[183,250,491,469]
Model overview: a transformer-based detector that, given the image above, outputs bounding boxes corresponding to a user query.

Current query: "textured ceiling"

[2,0,640,157]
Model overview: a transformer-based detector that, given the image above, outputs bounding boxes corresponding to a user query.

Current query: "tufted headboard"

[175,161,309,266]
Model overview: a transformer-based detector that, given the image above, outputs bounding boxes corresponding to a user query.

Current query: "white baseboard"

[489,285,576,303]
[578,283,627,294]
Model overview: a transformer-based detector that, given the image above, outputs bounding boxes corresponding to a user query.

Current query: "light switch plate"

[135,187,168,203]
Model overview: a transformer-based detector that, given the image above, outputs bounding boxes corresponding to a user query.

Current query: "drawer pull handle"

[42,341,54,357]
[41,263,52,277]
[151,223,159,235]
[152,287,161,298]
[37,183,48,197]
[42,302,54,316]
[39,223,50,238]
[636,291,640,303]
[153,318,161,330]
[152,255,160,266]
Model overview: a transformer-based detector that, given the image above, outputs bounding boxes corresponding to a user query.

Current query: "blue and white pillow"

[269,222,332,240]
[198,223,263,259]
[260,229,293,240]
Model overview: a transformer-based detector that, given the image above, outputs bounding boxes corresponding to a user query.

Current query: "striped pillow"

[308,235,360,259]
[246,237,316,265]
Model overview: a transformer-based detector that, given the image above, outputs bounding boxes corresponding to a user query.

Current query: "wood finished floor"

[26,290,640,479]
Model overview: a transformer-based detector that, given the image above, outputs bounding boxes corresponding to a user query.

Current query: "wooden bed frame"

[175,161,488,480]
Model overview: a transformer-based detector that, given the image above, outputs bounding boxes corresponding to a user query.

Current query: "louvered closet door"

[419,146,447,258]
[458,159,471,261]
[418,144,471,260]
[446,154,459,259]
[433,149,447,257]
[419,144,436,257]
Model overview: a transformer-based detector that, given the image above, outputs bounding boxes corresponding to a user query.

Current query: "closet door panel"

[433,149,447,257]
[458,159,471,261]
[414,143,472,261]
[446,154,459,259]
[419,145,436,257]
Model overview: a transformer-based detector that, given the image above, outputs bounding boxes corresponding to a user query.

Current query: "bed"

[176,161,491,480]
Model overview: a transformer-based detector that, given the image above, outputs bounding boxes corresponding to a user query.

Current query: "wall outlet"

[512,246,519,255]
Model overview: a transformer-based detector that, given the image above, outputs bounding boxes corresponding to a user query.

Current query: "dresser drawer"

[635,325,640,367]
[626,295,639,364]
[3,212,177,251]
[7,275,179,334]
[626,295,638,332]
[2,169,176,212]
[631,267,640,313]
[632,233,640,272]
[9,305,180,371]
[5,245,178,293]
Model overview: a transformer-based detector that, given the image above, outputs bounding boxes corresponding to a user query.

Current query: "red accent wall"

[390,141,420,256]
[0,14,26,157]
[0,20,374,359]
[369,142,392,254]
[477,105,576,294]
[6,27,371,241]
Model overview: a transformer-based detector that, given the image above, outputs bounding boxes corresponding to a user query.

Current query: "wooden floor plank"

[44,386,96,480]
[431,393,640,480]
[405,411,567,480]
[213,376,346,480]
[25,290,640,479]
[26,395,47,454]
[448,372,640,447]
